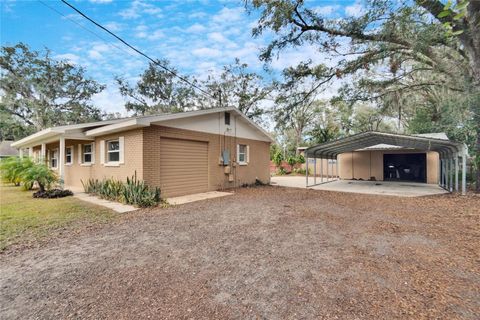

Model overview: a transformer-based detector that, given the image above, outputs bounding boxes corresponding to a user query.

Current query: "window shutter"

[119,136,125,164]
[78,144,82,164]
[90,142,95,164]
[100,140,105,164]
[246,145,250,164]
[236,144,240,163]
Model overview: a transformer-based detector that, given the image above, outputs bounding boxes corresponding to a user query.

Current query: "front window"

[238,144,247,163]
[50,150,58,168]
[83,144,92,163]
[66,147,72,164]
[107,140,120,162]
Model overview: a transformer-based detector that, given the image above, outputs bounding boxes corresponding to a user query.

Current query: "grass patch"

[0,184,116,251]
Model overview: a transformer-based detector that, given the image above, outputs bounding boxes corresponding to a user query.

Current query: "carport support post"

[443,158,448,190]
[462,150,467,195]
[446,158,450,191]
[305,155,309,187]
[448,158,452,191]
[336,157,339,180]
[314,156,317,185]
[320,157,323,183]
[455,155,459,192]
[326,158,330,182]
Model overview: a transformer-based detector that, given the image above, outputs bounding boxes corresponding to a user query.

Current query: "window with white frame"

[50,149,58,168]
[65,147,72,165]
[237,144,248,164]
[83,144,93,163]
[107,140,120,162]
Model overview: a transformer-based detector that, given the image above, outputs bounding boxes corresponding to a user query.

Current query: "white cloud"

[54,53,81,65]
[345,2,365,17]
[91,85,128,114]
[313,5,340,16]
[212,7,244,23]
[89,0,113,3]
[188,11,207,19]
[118,0,162,19]
[192,47,222,58]
[103,21,123,32]
[186,23,206,33]
[87,43,111,60]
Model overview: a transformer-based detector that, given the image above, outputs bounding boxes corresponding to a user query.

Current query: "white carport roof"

[305,131,467,159]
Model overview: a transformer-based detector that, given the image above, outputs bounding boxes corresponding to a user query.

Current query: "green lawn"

[0,184,117,251]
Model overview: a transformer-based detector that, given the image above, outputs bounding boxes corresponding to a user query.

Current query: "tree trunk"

[38,182,45,193]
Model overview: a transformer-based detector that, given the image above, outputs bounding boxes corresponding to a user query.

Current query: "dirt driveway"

[1,186,479,319]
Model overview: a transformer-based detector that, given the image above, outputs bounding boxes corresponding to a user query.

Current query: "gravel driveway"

[1,186,479,319]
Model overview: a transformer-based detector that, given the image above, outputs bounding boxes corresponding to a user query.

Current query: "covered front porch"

[10,121,116,186]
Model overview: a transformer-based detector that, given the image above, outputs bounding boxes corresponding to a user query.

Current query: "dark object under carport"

[384,153,426,183]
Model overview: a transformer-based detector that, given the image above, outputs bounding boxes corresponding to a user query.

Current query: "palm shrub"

[0,157,34,186]
[22,163,58,192]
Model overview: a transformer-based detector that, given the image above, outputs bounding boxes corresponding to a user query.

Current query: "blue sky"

[1,0,361,114]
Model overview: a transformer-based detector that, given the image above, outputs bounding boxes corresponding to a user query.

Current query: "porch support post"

[461,148,467,195]
[41,143,46,164]
[19,148,24,158]
[455,154,459,192]
[28,147,33,158]
[313,156,317,185]
[59,136,65,186]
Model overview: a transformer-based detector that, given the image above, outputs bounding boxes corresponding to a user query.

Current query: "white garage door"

[160,138,209,197]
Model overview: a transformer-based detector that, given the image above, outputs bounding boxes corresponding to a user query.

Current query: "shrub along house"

[12,107,273,197]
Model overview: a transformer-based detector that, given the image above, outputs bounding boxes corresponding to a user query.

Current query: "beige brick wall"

[44,130,144,189]
[91,129,144,182]
[143,125,270,193]
[43,125,269,193]
[337,150,439,184]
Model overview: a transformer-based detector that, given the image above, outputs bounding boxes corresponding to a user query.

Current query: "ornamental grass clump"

[81,172,161,208]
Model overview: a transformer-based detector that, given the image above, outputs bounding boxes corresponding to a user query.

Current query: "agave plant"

[81,172,161,207]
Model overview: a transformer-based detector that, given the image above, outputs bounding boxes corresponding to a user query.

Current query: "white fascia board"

[11,128,61,148]
[85,119,147,137]
[136,107,236,125]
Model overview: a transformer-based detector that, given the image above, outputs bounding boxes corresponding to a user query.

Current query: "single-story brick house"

[12,107,273,197]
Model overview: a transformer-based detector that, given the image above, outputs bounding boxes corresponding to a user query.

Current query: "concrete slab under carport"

[271,176,448,197]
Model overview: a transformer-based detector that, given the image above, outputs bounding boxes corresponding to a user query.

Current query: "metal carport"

[304,131,469,195]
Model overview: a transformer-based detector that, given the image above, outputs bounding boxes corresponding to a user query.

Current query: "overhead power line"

[56,0,215,99]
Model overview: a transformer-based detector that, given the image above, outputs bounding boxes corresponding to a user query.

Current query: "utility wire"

[59,0,215,99]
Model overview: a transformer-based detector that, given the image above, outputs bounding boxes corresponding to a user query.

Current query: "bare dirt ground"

[1,186,479,319]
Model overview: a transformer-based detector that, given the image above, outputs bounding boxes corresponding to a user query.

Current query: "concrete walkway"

[167,191,233,205]
[74,193,137,213]
[271,176,448,197]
